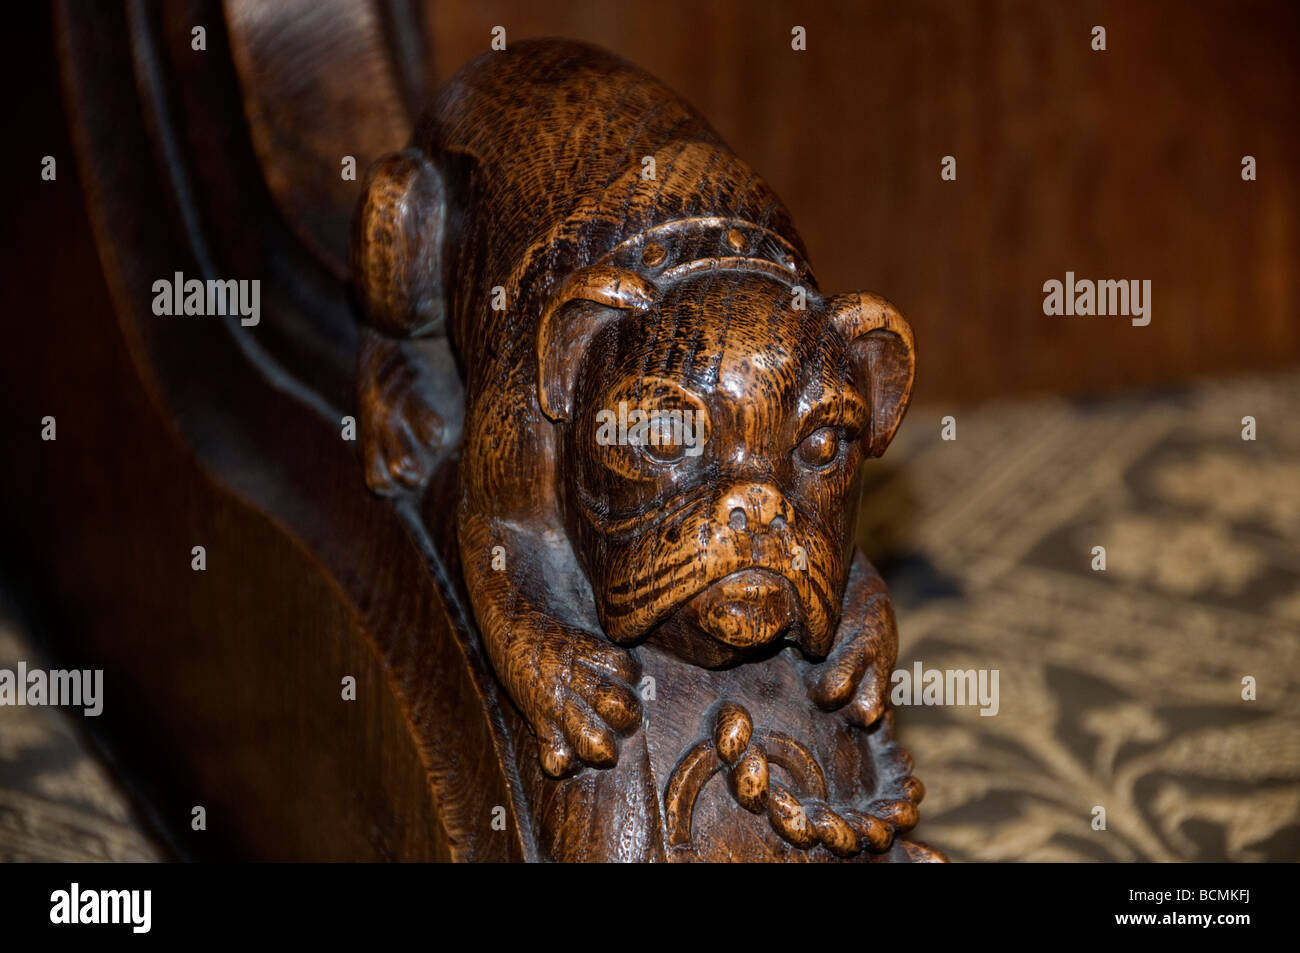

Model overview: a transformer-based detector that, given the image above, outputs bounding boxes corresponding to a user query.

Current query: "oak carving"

[353,39,941,861]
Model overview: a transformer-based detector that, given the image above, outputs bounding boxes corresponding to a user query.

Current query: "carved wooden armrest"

[43,0,943,862]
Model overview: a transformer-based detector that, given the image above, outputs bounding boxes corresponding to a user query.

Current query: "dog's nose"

[717,483,791,532]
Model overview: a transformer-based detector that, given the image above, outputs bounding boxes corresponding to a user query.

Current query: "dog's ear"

[537,265,657,421]
[825,292,916,457]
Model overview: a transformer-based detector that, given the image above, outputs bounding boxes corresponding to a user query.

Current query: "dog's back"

[419,39,802,383]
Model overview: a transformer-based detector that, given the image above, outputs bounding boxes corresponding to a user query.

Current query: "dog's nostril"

[728,507,748,532]
[770,515,786,531]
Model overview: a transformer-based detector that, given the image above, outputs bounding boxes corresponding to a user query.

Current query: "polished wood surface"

[5,0,526,861]
[356,38,938,860]
[22,0,1293,864]
[7,0,1291,869]
[1,1,943,861]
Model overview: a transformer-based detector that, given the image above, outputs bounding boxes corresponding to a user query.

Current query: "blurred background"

[2,0,1297,861]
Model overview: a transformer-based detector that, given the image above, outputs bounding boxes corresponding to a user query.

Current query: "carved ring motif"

[664,702,925,858]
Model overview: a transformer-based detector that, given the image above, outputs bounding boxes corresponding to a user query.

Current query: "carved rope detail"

[664,702,925,858]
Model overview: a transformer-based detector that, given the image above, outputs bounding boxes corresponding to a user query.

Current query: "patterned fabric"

[1,371,1295,862]
[0,623,163,862]
[862,371,1300,861]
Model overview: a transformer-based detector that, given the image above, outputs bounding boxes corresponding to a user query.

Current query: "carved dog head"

[537,219,914,667]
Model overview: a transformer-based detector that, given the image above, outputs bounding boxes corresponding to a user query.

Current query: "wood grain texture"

[13,0,1292,864]
[356,38,939,860]
[12,0,532,861]
[10,0,945,862]
[225,0,424,278]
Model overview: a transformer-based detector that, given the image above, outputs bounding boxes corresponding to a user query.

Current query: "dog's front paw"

[808,592,897,729]
[358,328,444,496]
[507,625,643,778]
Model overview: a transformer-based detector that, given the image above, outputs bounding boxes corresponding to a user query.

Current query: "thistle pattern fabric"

[863,370,1300,861]
[0,621,163,862]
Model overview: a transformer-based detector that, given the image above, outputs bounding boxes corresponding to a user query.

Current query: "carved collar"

[598,217,816,290]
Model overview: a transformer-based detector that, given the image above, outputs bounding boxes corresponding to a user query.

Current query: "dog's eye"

[640,438,685,464]
[636,411,690,465]
[795,427,840,467]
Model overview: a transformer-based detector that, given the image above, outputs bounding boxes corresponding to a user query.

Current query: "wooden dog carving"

[352,39,935,860]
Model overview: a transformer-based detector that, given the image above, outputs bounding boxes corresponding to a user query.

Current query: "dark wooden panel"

[0,0,531,861]
[0,81,445,860]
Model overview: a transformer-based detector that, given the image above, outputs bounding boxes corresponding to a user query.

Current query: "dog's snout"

[716,483,791,532]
